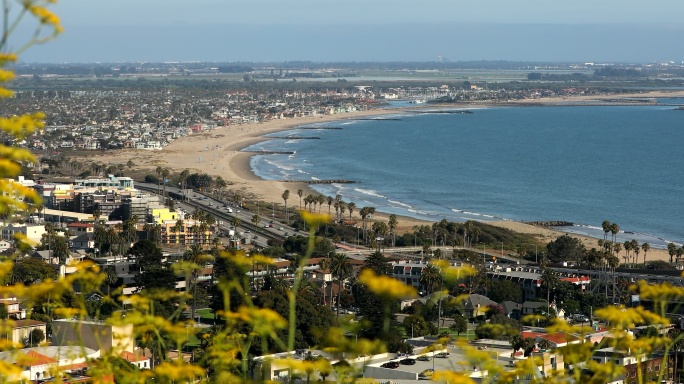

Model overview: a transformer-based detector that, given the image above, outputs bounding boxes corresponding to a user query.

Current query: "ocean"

[246,101,684,249]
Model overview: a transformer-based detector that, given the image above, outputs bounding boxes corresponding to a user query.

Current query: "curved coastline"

[81,91,684,262]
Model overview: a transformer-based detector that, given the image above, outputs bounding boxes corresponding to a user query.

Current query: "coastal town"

[2,61,684,384]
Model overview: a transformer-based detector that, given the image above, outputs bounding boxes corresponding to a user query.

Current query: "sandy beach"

[81,91,684,263]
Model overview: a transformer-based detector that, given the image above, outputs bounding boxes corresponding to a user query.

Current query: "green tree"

[668,242,677,264]
[329,253,353,317]
[419,264,442,295]
[282,189,290,225]
[546,234,585,263]
[128,240,163,271]
[11,258,57,285]
[450,314,468,337]
[641,242,650,266]
[23,328,45,347]
[388,214,398,247]
[488,279,523,304]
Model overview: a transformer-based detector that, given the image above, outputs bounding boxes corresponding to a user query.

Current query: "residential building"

[1,223,46,245]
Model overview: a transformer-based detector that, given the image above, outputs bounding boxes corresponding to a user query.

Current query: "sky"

[15,0,684,63]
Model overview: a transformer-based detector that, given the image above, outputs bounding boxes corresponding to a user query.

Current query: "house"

[119,351,150,369]
[51,319,135,354]
[71,232,95,250]
[0,346,100,382]
[0,297,26,320]
[521,301,549,316]
[462,294,498,319]
[501,301,522,320]
[6,319,47,346]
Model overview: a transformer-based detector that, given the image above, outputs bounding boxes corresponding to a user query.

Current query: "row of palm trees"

[93,216,138,256]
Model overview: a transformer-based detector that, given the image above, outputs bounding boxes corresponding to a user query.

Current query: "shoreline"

[78,91,684,263]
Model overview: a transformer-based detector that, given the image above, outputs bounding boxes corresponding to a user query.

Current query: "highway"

[136,182,298,248]
[135,183,534,264]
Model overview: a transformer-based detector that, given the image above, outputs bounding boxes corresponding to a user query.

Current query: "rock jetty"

[524,221,574,227]
[243,150,295,155]
[284,179,356,184]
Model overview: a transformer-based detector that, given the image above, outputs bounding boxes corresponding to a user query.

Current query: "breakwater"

[268,136,321,140]
[524,221,574,227]
[243,150,295,155]
[412,110,473,114]
[299,127,343,130]
[283,179,356,184]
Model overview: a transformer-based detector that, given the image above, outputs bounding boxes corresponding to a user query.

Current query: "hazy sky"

[17,0,684,63]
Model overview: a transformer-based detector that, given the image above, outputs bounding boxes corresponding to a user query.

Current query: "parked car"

[400,358,416,365]
[573,314,589,323]
[418,369,434,380]
[435,352,450,358]
[416,355,432,361]
[381,361,399,369]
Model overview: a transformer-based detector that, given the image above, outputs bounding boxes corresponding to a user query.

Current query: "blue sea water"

[246,102,684,248]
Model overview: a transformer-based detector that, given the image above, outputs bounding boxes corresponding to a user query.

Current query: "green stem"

[288,225,316,351]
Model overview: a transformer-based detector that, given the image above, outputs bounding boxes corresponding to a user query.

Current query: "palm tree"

[669,328,684,384]
[326,196,333,215]
[347,202,356,220]
[183,244,212,321]
[297,189,303,209]
[388,214,398,247]
[601,220,611,243]
[540,266,560,314]
[251,214,259,227]
[339,202,346,222]
[419,264,442,295]
[214,176,228,201]
[613,242,622,259]
[329,254,353,317]
[371,221,389,252]
[641,242,650,266]
[359,207,370,242]
[103,265,118,295]
[282,190,290,225]
[173,219,185,245]
[179,169,190,200]
[610,223,620,246]
[161,168,171,196]
[678,247,684,265]
[624,240,632,267]
[668,243,678,264]
[631,239,640,267]
[155,166,163,192]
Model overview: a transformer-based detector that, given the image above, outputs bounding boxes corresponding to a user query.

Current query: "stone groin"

[283,179,356,184]
[413,110,474,114]
[243,150,295,155]
[299,127,343,130]
[524,221,574,227]
[351,118,403,121]
[269,136,321,140]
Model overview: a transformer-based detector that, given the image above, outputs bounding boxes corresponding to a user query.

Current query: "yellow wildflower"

[300,210,330,229]
[358,269,417,299]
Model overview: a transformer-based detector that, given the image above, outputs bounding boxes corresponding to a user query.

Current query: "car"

[416,355,432,361]
[245,230,251,233]
[573,314,589,323]
[268,224,274,227]
[418,369,434,380]
[381,361,399,369]
[435,352,450,358]
[279,227,284,231]
[263,224,269,228]
[400,358,416,365]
